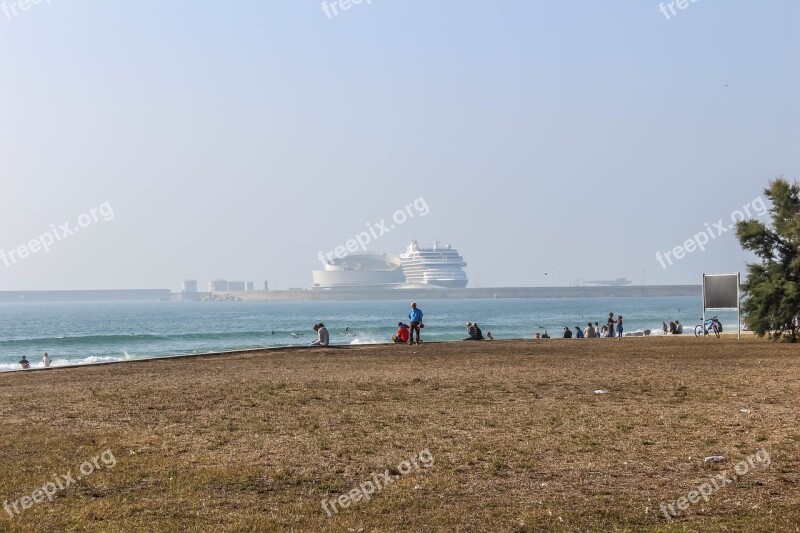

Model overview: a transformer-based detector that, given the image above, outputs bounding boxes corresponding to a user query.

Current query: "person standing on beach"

[606,312,616,338]
[42,352,51,367]
[408,302,423,344]
[616,315,623,339]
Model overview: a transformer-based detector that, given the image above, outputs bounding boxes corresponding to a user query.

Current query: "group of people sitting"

[463,322,493,341]
[549,313,625,339]
[663,321,683,334]
[392,321,495,343]
[562,322,602,339]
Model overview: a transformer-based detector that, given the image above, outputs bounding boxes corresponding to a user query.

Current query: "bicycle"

[694,316,722,338]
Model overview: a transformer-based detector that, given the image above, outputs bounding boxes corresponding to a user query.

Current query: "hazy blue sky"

[1,1,798,290]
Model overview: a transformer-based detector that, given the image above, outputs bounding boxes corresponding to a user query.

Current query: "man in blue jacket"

[408,302,423,344]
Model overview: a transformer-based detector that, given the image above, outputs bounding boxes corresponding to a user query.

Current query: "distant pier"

[0,289,172,302]
[209,285,701,302]
[0,285,702,303]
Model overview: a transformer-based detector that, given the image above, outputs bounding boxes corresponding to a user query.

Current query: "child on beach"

[616,315,623,339]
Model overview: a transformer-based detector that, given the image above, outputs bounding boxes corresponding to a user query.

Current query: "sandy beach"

[1,336,798,531]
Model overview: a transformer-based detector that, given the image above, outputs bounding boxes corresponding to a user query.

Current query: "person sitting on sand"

[584,322,596,338]
[574,326,584,339]
[42,352,51,368]
[464,322,484,340]
[535,332,541,339]
[675,320,683,334]
[669,321,677,334]
[541,331,550,339]
[19,356,30,369]
[562,326,572,339]
[310,323,329,346]
[392,322,410,343]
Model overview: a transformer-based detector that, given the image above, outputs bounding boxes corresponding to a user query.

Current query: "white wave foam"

[349,336,388,345]
[1,352,139,372]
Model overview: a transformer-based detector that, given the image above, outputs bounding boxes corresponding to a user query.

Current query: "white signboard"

[702,273,741,339]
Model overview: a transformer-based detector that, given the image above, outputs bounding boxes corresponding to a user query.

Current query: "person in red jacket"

[392,322,410,343]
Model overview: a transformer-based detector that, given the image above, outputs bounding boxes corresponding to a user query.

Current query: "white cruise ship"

[399,239,469,288]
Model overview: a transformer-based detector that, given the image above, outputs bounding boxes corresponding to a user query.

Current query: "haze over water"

[1,2,798,292]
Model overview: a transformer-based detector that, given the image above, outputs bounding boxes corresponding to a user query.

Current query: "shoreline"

[2,331,754,374]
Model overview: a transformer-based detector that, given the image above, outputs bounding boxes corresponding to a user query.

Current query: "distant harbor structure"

[208,279,228,292]
[202,279,256,294]
[181,280,198,293]
[227,281,245,292]
[311,239,468,289]
[585,278,633,287]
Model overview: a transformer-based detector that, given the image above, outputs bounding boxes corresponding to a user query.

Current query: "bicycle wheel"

[712,324,720,338]
[694,325,703,337]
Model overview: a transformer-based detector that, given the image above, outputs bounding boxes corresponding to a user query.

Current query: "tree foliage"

[736,178,800,341]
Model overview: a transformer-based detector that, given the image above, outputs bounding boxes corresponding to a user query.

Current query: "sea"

[0,297,741,372]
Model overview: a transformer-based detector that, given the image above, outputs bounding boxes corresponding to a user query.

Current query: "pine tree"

[736,178,800,341]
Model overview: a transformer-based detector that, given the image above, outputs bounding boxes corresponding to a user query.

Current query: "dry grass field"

[0,336,798,532]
